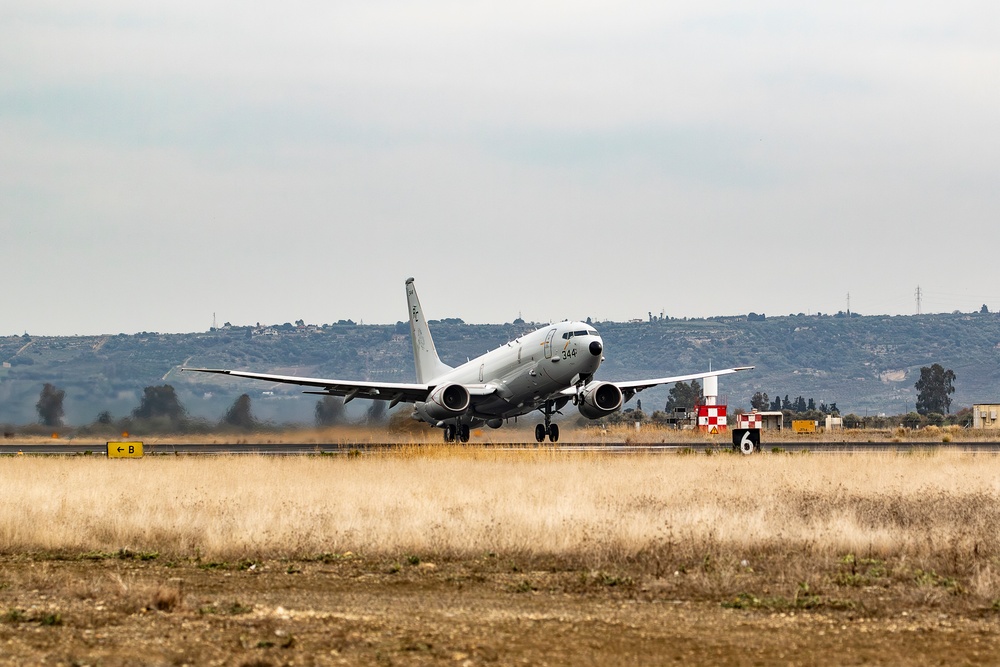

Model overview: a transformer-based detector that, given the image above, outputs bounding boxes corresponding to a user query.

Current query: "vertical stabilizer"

[405,278,453,383]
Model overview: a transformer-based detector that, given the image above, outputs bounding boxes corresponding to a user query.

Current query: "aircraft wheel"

[547,423,559,443]
[459,424,471,443]
[534,424,546,443]
[444,424,456,443]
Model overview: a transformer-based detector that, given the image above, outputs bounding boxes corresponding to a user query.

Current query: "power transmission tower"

[915,286,922,315]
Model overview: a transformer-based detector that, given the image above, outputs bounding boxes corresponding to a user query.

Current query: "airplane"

[183,278,753,443]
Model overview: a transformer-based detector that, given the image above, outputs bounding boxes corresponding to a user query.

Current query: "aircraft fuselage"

[429,321,603,422]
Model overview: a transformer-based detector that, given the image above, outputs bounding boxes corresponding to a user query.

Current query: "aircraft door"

[543,329,556,359]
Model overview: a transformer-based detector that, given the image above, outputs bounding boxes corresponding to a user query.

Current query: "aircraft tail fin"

[405,278,453,383]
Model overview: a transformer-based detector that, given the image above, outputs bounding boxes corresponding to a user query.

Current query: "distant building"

[972,404,1000,429]
[737,410,784,430]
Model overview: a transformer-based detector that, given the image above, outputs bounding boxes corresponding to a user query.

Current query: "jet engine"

[577,381,624,419]
[415,383,471,422]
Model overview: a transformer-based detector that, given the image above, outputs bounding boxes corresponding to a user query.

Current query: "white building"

[973,404,1000,429]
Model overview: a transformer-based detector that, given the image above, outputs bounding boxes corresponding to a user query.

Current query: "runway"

[2,441,1000,455]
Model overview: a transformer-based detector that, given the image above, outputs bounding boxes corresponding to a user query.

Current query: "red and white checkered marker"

[697,405,728,432]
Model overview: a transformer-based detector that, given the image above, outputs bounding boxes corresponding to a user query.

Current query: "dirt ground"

[2,555,999,666]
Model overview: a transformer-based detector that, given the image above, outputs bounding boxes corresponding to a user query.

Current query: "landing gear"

[534,401,560,443]
[534,422,559,442]
[443,423,471,443]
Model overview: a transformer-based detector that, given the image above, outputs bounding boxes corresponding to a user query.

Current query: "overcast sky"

[3,1,999,335]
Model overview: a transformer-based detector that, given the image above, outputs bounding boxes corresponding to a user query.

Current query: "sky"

[3,1,999,336]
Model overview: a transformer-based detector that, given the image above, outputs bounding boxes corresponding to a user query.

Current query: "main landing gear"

[534,401,559,443]
[443,423,470,443]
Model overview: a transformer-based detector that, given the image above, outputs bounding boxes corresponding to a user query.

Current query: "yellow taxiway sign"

[107,441,143,458]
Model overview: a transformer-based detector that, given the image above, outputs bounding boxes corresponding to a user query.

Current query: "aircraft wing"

[561,366,755,402]
[611,366,754,393]
[182,368,431,405]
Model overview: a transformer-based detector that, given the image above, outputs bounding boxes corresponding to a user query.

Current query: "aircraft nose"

[589,340,603,356]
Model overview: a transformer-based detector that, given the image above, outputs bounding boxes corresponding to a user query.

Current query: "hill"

[2,311,999,425]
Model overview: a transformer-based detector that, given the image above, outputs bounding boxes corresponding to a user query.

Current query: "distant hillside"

[2,311,999,425]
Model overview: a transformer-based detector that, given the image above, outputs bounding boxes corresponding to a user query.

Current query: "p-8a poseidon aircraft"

[184,279,753,442]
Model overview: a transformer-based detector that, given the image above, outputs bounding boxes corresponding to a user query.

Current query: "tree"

[650,410,669,424]
[133,385,186,421]
[915,364,956,414]
[769,395,782,411]
[981,304,990,314]
[223,394,257,429]
[792,396,807,412]
[807,398,816,411]
[750,392,769,411]
[843,413,862,428]
[36,383,65,427]
[665,380,702,411]
[315,396,347,426]
[782,395,791,411]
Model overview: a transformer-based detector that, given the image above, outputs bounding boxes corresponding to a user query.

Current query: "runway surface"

[3,441,1000,455]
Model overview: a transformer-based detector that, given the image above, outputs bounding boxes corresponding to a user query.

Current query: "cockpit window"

[563,329,598,339]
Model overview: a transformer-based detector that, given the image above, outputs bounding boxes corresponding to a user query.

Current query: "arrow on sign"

[117,447,124,453]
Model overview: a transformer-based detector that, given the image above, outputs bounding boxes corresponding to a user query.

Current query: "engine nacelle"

[414,383,471,422]
[577,381,624,419]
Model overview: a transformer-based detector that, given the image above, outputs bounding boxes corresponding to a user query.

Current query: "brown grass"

[2,449,999,575]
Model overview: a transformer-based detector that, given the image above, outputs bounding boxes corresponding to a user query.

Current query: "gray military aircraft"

[184,278,752,442]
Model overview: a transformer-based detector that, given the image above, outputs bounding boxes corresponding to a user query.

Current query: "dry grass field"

[3,448,1000,665]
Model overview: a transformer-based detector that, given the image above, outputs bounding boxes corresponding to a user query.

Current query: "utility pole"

[915,286,922,315]
[846,292,850,316]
